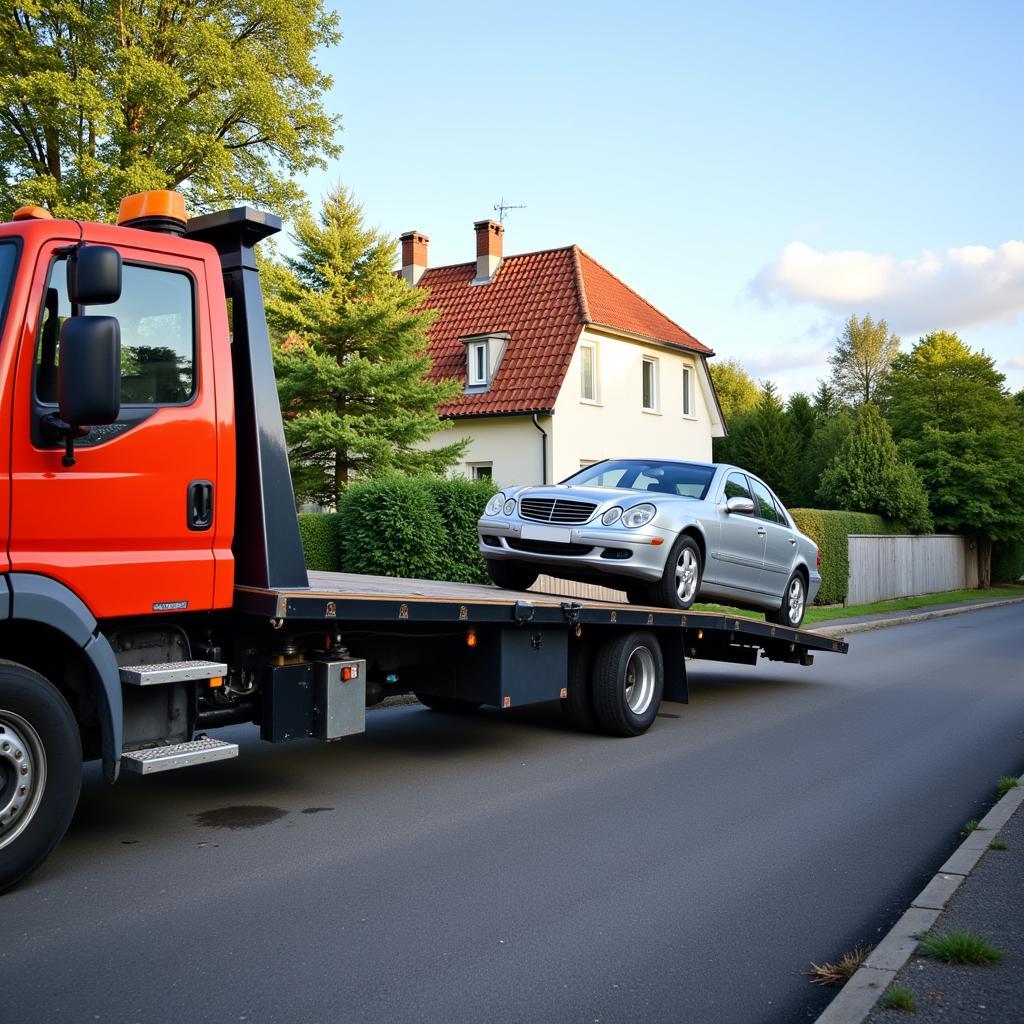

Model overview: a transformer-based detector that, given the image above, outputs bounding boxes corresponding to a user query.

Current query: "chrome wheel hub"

[787,578,805,625]
[675,548,699,602]
[0,711,46,851]
[623,646,656,716]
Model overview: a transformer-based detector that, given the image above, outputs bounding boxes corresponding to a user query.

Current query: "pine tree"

[266,186,466,508]
[731,382,801,505]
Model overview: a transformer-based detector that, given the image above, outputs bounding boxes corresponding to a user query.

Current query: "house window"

[580,341,598,402]
[468,341,488,386]
[642,357,659,412]
[469,463,493,480]
[682,365,693,417]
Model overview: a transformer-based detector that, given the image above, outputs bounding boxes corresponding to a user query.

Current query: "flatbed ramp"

[234,570,848,660]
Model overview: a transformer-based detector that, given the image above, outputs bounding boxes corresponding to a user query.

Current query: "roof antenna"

[493,198,526,224]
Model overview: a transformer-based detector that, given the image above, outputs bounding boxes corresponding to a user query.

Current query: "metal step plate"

[121,736,239,775]
[119,659,229,686]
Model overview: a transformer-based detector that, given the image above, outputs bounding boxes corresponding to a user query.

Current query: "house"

[403,220,726,485]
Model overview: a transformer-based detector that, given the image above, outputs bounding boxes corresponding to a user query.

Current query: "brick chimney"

[400,230,429,285]
[473,219,503,283]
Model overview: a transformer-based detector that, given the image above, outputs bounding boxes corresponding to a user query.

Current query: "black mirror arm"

[40,412,88,467]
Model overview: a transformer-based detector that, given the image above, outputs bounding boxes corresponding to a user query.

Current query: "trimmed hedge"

[298,512,340,571]
[790,508,902,605]
[992,540,1024,584]
[295,474,499,583]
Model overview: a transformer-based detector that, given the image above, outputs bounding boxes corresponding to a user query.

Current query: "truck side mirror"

[68,245,122,306]
[726,496,755,515]
[58,316,121,428]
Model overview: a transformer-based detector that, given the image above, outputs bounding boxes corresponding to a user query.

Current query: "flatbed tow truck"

[0,192,848,891]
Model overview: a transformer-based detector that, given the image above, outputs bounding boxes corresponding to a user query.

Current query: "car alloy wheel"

[675,547,699,604]
[786,575,805,626]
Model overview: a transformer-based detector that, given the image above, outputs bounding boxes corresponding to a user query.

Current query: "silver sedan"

[477,459,822,626]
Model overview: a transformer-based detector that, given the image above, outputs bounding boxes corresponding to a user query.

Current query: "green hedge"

[992,540,1024,584]
[295,474,499,583]
[790,509,902,605]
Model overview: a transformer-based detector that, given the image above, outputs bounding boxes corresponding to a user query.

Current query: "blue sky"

[299,1,1024,396]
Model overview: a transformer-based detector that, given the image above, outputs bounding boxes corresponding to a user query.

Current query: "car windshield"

[563,460,715,499]
[0,241,17,340]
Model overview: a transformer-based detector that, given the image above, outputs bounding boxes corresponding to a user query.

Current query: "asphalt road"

[4,605,1023,1024]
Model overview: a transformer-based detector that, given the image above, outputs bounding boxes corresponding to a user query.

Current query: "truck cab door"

[9,238,221,620]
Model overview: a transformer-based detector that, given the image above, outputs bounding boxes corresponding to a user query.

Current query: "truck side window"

[35,256,196,405]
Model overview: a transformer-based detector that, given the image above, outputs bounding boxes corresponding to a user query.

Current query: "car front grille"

[519,498,597,525]
[507,538,594,556]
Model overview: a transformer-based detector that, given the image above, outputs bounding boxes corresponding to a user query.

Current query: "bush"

[420,475,498,584]
[992,540,1024,584]
[297,512,340,571]
[791,508,901,605]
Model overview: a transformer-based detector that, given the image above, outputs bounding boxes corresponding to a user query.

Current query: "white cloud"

[1005,355,1024,369]
[751,240,1024,335]
[741,345,829,377]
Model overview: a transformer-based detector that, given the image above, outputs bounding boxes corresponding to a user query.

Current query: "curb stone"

[813,777,1024,1024]
[813,596,1024,636]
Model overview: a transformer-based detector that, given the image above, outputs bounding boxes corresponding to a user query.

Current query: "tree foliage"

[817,403,932,531]
[266,186,466,508]
[828,313,901,405]
[708,357,760,421]
[0,0,341,219]
[727,382,801,505]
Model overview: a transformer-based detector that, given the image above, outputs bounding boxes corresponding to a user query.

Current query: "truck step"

[119,659,229,686]
[121,736,239,775]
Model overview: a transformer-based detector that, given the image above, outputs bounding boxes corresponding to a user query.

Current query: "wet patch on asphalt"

[300,806,334,815]
[191,805,289,830]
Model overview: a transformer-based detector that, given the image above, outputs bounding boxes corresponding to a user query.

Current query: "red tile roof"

[419,245,712,418]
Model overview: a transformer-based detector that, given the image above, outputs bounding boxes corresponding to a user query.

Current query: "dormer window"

[461,331,510,392]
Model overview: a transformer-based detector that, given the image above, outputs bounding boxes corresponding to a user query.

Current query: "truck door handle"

[188,480,214,531]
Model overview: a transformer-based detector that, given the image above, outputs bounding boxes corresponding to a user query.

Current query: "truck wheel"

[765,570,807,627]
[648,535,702,610]
[560,645,597,732]
[415,693,482,713]
[485,560,539,592]
[0,662,82,893]
[591,631,664,737]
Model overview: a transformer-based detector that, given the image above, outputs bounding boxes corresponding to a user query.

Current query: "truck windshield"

[0,241,17,337]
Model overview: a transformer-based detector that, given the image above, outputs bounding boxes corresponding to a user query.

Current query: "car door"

[747,477,795,598]
[710,471,767,593]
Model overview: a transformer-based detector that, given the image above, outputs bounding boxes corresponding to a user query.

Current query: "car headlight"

[622,503,656,528]
[601,507,623,526]
[502,498,517,516]
[485,494,505,516]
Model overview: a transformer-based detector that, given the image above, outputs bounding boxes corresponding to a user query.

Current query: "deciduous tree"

[828,314,900,405]
[266,186,466,508]
[0,0,341,219]
[708,357,760,421]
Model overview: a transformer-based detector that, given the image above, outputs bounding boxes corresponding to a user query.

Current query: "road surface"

[4,605,1023,1023]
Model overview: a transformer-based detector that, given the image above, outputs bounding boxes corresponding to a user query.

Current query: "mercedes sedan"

[478,459,821,626]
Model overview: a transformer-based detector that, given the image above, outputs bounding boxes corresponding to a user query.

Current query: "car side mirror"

[68,245,122,306]
[726,496,755,515]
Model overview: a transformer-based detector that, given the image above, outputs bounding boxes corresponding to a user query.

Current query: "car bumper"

[807,569,822,606]
[477,519,675,583]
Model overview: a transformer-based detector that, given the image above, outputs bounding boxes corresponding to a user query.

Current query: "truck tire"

[0,662,82,893]
[765,570,807,628]
[415,693,482,714]
[485,560,539,592]
[591,631,664,737]
[560,645,597,732]
[648,534,702,610]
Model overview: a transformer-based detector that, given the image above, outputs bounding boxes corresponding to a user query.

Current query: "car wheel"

[415,693,482,713]
[485,560,539,592]
[648,534,702,610]
[766,571,807,628]
[591,631,664,737]
[0,661,82,894]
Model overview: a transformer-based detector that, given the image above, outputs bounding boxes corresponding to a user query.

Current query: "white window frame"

[579,340,599,404]
[642,356,659,413]
[469,462,493,481]
[682,364,694,418]
[468,340,489,386]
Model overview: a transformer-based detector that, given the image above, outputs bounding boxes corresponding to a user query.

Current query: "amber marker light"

[12,205,53,221]
[466,629,478,648]
[650,537,664,545]
[208,677,224,688]
[116,190,188,234]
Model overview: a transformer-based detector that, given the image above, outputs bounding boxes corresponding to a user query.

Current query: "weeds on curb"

[801,944,872,986]
[919,928,1004,965]
[963,819,981,834]
[996,776,1020,798]
[878,985,916,1011]
[989,839,1008,851]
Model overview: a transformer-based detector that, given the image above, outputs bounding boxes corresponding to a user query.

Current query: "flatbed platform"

[234,571,848,657]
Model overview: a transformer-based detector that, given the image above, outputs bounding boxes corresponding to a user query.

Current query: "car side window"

[771,494,790,527]
[724,472,753,510]
[35,256,196,406]
[748,479,781,523]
